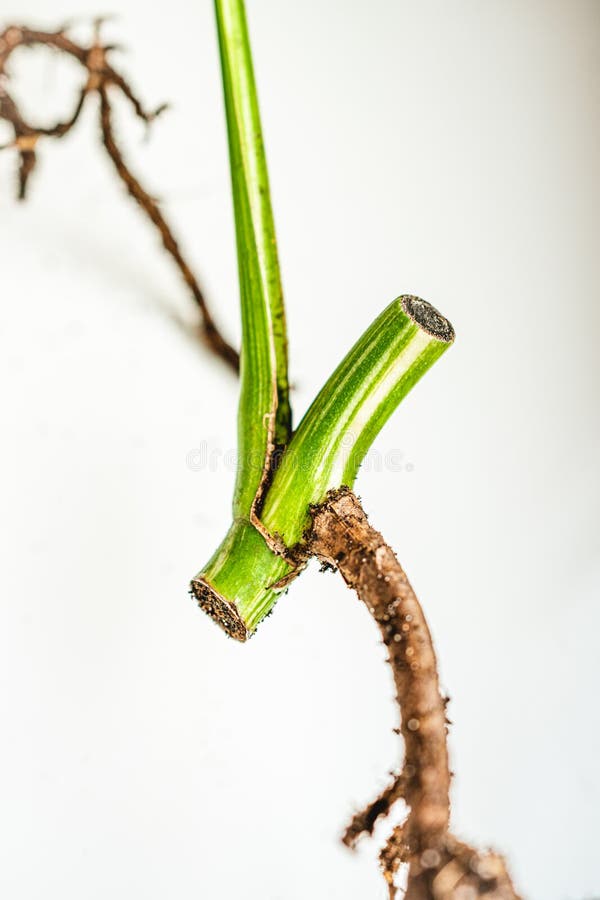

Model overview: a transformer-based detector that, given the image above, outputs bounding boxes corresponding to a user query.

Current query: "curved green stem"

[262,295,453,545]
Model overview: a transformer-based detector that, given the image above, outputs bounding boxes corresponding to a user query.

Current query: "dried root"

[0,21,238,371]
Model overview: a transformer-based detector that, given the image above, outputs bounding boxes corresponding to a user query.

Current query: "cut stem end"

[401,295,455,343]
[190,578,251,642]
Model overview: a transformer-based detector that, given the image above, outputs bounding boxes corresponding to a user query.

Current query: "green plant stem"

[192,295,454,639]
[262,295,453,545]
[215,0,291,518]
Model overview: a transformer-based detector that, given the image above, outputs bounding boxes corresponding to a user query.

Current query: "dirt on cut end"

[190,578,250,642]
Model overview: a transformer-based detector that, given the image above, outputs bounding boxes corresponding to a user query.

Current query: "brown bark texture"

[308,489,521,900]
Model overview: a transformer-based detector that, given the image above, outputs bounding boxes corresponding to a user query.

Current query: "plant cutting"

[1,4,521,898]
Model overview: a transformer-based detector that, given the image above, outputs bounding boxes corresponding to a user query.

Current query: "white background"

[1,1,599,898]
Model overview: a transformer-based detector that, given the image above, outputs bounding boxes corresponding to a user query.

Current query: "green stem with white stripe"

[215,0,291,519]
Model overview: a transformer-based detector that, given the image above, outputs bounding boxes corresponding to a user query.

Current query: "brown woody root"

[0,22,238,372]
[308,489,521,900]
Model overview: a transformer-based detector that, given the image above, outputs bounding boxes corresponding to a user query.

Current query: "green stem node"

[192,295,454,640]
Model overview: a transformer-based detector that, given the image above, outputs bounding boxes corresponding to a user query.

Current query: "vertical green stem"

[215,0,291,517]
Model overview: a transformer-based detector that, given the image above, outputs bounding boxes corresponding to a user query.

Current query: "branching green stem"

[192,295,454,639]
[193,3,455,643]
